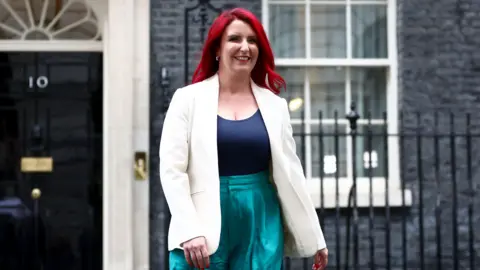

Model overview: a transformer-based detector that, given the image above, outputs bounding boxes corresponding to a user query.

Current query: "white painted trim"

[269,1,387,5]
[0,40,103,51]
[346,0,352,59]
[275,58,391,66]
[132,0,150,268]
[268,0,307,5]
[262,0,269,37]
[103,0,135,268]
[307,177,413,208]
[290,119,386,125]
[386,0,401,190]
[348,0,388,4]
[305,0,311,59]
[102,15,110,270]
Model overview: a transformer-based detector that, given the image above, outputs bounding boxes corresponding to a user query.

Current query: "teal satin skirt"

[169,170,284,270]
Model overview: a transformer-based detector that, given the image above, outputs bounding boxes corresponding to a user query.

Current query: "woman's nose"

[240,39,249,52]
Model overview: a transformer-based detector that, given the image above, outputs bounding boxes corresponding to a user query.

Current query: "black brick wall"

[396,0,480,269]
[149,0,480,269]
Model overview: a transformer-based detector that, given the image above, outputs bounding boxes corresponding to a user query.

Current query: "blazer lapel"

[252,81,281,150]
[197,75,220,173]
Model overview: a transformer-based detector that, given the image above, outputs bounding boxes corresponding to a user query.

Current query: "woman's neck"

[218,70,251,94]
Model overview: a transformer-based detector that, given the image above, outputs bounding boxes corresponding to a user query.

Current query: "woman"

[160,7,328,270]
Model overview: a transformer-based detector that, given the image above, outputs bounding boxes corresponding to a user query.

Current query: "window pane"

[354,125,387,178]
[311,124,348,178]
[277,67,305,119]
[269,5,306,58]
[351,5,387,58]
[309,67,346,119]
[311,5,346,58]
[351,67,386,119]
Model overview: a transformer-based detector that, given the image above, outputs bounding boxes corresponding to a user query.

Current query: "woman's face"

[217,19,259,76]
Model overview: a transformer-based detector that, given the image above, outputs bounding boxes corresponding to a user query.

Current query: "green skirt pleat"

[169,170,284,270]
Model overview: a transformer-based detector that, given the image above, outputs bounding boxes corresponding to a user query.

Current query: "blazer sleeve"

[281,98,327,250]
[159,88,204,244]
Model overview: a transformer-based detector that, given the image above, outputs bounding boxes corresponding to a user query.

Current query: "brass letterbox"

[21,157,53,173]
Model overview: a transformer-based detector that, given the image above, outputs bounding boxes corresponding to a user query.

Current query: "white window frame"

[262,0,412,208]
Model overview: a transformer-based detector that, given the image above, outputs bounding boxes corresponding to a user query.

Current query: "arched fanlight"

[0,0,101,40]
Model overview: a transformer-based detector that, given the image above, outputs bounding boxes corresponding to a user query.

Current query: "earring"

[215,56,219,61]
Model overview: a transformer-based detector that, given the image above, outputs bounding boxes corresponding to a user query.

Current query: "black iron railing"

[281,106,479,270]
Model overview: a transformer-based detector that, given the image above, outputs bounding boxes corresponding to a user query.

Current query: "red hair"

[191,8,286,94]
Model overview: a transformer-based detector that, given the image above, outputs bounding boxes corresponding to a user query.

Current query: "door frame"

[0,42,108,268]
[0,41,103,52]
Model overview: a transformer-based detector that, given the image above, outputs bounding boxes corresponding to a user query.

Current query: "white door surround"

[103,0,150,269]
[0,0,150,269]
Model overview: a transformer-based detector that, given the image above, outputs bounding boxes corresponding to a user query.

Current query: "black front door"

[0,52,103,270]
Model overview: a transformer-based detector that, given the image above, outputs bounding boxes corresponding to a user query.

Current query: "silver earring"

[215,56,219,61]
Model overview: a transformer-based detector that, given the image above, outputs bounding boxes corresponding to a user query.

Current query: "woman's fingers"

[183,244,209,268]
[183,249,193,267]
[194,249,205,268]
[202,246,210,268]
[313,248,328,270]
[182,236,210,269]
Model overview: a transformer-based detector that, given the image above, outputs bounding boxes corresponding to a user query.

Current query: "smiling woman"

[160,7,329,270]
[191,8,284,95]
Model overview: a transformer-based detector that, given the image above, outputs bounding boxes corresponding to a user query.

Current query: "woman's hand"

[182,236,210,269]
[312,248,328,270]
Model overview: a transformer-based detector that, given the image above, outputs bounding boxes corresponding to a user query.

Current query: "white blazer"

[159,74,326,258]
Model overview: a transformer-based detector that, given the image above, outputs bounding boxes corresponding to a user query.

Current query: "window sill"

[305,177,413,209]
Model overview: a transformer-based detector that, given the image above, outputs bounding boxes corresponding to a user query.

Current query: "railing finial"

[346,102,360,132]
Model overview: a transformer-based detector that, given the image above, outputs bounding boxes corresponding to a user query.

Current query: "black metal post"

[160,66,172,269]
[416,112,425,270]
[449,113,459,270]
[400,111,407,270]
[465,113,475,270]
[333,111,340,270]
[383,111,391,270]
[434,111,442,270]
[367,112,375,269]
[345,103,360,270]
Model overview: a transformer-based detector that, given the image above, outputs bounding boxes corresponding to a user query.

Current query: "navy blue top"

[217,110,271,176]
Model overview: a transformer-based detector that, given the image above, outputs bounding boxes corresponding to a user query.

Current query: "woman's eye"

[228,35,240,41]
[227,35,257,44]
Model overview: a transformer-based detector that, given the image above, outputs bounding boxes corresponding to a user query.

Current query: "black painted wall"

[397,0,480,268]
[149,0,480,269]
